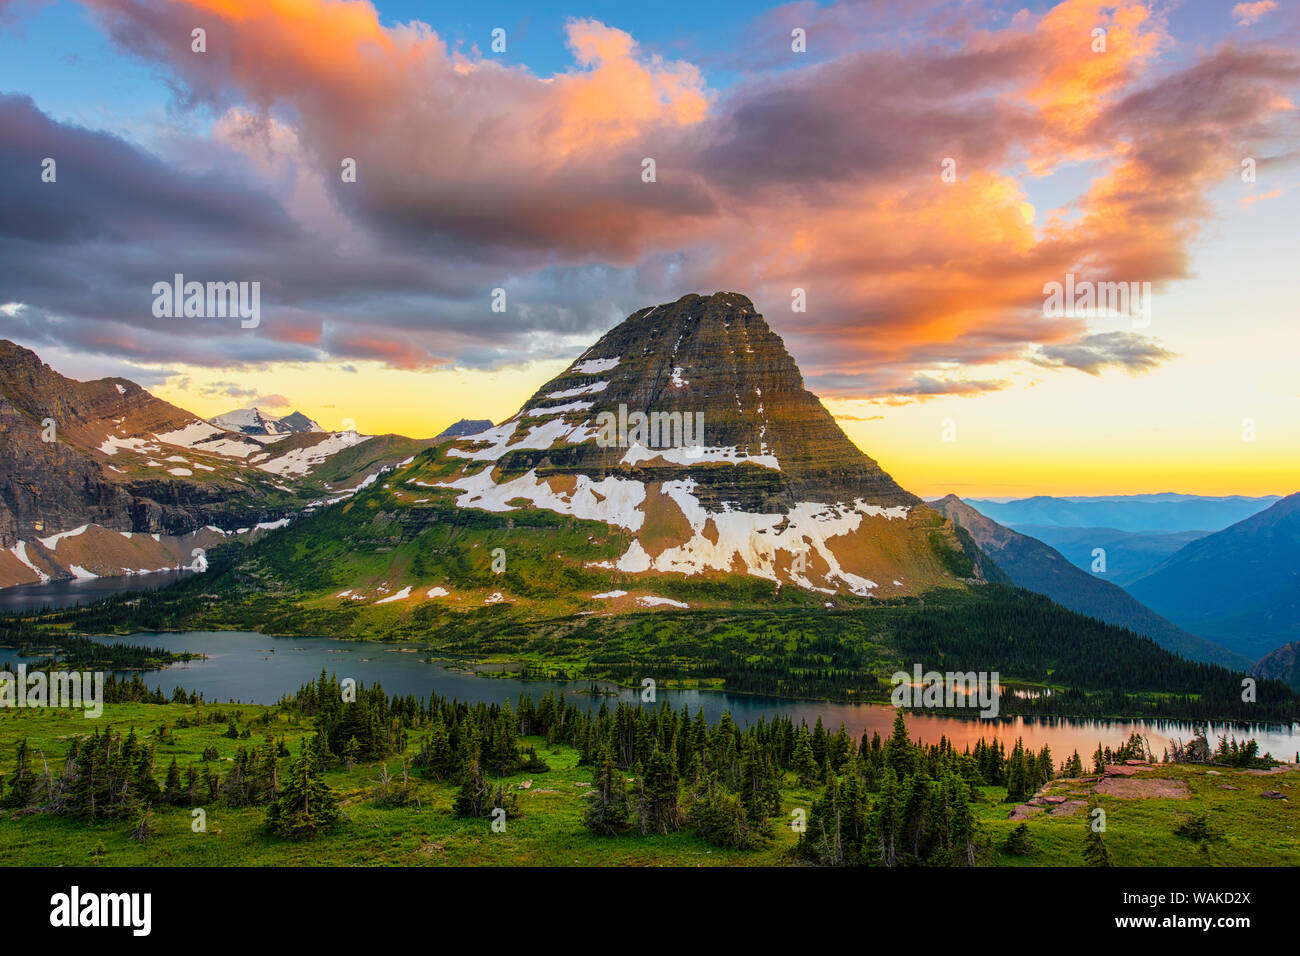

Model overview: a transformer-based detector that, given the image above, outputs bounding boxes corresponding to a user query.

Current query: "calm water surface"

[0,570,194,613]
[3,629,1295,761]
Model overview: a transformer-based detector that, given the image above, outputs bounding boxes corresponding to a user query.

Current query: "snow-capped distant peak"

[212,407,287,435]
[211,407,322,436]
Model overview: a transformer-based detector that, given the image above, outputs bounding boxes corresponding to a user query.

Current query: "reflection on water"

[1,629,1297,761]
[0,571,195,613]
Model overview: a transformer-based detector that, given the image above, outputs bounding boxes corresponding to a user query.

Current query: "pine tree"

[1083,825,1112,866]
[267,740,341,840]
[636,745,680,835]
[453,745,491,818]
[793,733,818,788]
[885,711,913,778]
[3,739,35,808]
[1004,822,1035,856]
[584,743,632,836]
[947,775,978,866]
[163,758,184,805]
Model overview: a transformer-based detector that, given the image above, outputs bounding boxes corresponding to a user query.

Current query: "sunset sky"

[1,0,1296,497]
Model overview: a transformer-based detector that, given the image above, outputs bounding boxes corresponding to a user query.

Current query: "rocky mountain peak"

[427,293,964,597]
[485,292,916,510]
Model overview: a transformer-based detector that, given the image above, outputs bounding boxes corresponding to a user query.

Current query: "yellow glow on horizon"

[150,357,572,440]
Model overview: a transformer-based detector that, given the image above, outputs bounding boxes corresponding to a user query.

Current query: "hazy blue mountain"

[1013,525,1209,586]
[934,495,1250,670]
[1127,493,1300,660]
[961,493,1279,533]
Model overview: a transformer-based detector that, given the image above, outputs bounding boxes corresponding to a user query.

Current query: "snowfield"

[255,432,372,476]
[573,357,620,374]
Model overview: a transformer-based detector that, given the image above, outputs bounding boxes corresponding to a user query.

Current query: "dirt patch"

[1095,777,1190,799]
[1008,805,1044,821]
[1103,764,1156,777]
[1048,799,1088,817]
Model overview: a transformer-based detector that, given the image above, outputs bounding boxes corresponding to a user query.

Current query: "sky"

[0,0,1296,498]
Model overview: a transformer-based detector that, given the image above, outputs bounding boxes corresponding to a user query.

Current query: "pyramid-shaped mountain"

[416,292,971,598]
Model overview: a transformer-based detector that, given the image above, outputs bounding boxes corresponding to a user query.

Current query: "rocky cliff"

[419,292,971,598]
[0,339,433,585]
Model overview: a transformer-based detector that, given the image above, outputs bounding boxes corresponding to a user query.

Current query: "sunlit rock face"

[432,292,970,598]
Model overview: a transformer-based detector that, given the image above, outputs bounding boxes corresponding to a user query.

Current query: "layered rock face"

[433,292,968,597]
[0,340,171,544]
[0,339,430,585]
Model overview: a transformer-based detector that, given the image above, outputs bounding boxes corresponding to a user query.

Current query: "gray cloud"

[1029,331,1177,376]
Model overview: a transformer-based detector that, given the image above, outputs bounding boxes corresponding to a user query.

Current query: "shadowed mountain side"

[933,495,1249,670]
[1127,493,1300,661]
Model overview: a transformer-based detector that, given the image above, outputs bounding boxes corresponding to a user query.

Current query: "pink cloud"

[15,0,1287,398]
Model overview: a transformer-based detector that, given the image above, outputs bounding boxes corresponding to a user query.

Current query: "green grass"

[978,765,1300,867]
[1,704,1295,867]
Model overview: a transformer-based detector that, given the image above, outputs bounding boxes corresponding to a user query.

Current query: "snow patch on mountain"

[638,595,689,608]
[10,542,50,582]
[255,432,372,476]
[546,381,609,400]
[620,443,780,471]
[38,524,90,549]
[527,400,595,417]
[446,417,595,462]
[439,468,647,531]
[573,357,620,374]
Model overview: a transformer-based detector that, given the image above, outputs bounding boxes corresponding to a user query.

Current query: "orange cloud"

[1233,2,1278,27]
[36,0,1294,398]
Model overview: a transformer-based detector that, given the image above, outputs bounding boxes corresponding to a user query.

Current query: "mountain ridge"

[408,291,972,600]
[962,493,1279,532]
[212,407,323,435]
[1127,492,1300,660]
[0,338,434,587]
[933,494,1249,669]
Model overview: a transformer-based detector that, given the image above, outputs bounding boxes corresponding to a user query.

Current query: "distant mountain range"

[962,494,1280,533]
[4,298,1295,698]
[15,292,1294,723]
[1126,493,1300,661]
[1010,525,1207,586]
[0,339,435,588]
[432,418,493,443]
[211,407,323,435]
[932,495,1249,669]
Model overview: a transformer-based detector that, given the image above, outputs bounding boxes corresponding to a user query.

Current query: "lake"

[3,629,1296,762]
[0,570,195,613]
